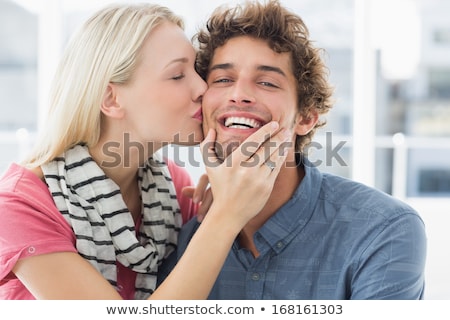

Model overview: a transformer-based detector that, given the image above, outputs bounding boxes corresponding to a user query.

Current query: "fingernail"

[270,121,279,129]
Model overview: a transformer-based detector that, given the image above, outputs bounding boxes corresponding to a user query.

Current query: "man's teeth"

[224,117,261,129]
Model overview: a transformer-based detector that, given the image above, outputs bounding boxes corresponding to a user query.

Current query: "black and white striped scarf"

[42,144,181,299]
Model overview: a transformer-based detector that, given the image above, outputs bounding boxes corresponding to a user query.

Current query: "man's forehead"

[209,36,292,76]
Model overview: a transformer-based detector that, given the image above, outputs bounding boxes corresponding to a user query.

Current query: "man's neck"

[238,155,304,257]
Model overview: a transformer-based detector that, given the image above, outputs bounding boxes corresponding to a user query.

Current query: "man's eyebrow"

[209,63,287,78]
[257,65,287,77]
[209,63,233,72]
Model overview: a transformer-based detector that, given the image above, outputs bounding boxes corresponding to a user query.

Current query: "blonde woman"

[0,3,288,299]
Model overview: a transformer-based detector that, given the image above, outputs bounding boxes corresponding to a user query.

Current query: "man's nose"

[230,81,255,106]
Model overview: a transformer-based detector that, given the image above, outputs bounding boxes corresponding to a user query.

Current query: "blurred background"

[0,0,448,299]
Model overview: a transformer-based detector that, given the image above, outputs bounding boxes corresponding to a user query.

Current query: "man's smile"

[224,116,262,129]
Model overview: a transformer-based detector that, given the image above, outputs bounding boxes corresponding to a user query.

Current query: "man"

[174,0,427,299]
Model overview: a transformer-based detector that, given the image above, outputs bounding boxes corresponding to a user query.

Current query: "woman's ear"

[101,83,125,119]
[294,110,319,135]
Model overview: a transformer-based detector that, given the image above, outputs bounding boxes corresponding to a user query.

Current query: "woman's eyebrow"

[164,57,188,68]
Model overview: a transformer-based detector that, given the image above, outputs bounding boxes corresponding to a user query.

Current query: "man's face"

[202,36,299,160]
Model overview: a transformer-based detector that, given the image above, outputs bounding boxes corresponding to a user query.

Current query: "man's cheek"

[201,116,213,134]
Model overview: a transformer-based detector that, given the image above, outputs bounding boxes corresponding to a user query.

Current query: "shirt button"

[27,246,36,254]
[251,273,260,281]
[276,241,284,248]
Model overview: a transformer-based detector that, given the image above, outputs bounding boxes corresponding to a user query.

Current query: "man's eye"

[260,81,278,88]
[213,78,232,83]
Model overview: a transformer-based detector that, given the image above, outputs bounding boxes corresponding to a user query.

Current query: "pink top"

[0,161,197,300]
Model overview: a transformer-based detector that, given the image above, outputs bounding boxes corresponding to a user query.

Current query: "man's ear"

[101,83,125,119]
[293,110,319,135]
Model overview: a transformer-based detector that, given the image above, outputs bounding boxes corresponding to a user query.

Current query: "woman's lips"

[193,108,203,122]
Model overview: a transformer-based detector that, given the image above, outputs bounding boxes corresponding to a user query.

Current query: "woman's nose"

[194,75,208,102]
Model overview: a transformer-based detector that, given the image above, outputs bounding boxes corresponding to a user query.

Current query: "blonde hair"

[23,4,183,168]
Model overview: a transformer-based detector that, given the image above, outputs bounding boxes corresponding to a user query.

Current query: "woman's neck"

[89,140,144,222]
[89,137,143,186]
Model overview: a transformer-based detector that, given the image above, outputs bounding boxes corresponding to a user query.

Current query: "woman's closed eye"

[172,73,185,80]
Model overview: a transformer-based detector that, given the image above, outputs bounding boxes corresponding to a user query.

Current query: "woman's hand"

[181,174,212,222]
[200,121,290,229]
[155,121,290,299]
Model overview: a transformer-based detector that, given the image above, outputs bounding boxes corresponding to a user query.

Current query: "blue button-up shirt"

[174,162,427,299]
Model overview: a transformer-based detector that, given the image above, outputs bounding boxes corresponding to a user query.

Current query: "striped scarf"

[41,144,181,299]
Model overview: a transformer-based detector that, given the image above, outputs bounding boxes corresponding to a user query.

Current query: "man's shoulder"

[320,172,419,219]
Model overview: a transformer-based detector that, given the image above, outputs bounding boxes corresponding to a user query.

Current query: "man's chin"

[212,139,244,161]
[212,127,260,159]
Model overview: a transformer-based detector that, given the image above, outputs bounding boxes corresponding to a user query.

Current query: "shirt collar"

[253,157,323,254]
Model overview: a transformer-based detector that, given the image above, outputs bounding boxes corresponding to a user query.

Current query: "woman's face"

[112,22,206,149]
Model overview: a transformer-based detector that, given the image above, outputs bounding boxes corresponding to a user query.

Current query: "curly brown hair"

[194,0,334,152]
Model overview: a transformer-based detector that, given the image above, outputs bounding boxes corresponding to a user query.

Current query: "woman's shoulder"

[0,163,46,195]
[0,163,66,225]
[28,166,45,181]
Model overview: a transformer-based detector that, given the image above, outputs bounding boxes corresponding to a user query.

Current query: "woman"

[0,3,288,299]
